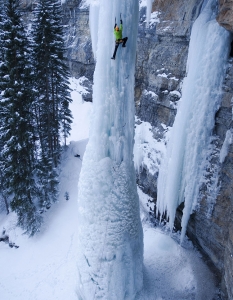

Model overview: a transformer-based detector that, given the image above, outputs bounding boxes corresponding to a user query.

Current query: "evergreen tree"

[0,0,42,235]
[0,1,9,215]
[32,0,72,209]
[50,1,73,147]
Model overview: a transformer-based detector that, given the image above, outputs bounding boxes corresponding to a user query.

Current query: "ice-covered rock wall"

[156,0,230,240]
[135,0,233,298]
[76,0,143,299]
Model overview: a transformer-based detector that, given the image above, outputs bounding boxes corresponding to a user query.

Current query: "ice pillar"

[146,0,153,27]
[77,0,143,299]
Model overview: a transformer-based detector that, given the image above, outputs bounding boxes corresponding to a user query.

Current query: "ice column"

[77,0,143,299]
[146,0,153,27]
[157,0,230,241]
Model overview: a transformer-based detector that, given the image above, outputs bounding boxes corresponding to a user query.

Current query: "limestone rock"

[217,0,233,32]
[137,1,233,299]
[152,0,203,36]
[62,2,95,80]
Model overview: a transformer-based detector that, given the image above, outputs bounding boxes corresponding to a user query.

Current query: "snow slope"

[0,79,90,300]
[0,77,218,300]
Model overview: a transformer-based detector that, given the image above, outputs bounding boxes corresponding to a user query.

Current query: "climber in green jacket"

[111,15,128,60]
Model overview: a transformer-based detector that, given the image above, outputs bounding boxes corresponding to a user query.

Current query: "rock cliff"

[62,0,94,101]
[62,0,95,81]
[135,0,203,198]
[136,1,233,299]
[188,58,233,299]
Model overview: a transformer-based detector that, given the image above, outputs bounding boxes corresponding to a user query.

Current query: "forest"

[0,0,72,236]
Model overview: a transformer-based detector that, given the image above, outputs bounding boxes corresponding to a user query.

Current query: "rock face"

[61,0,94,99]
[136,1,233,299]
[217,0,233,32]
[62,0,95,80]
[187,59,233,299]
[135,0,202,210]
[135,1,202,199]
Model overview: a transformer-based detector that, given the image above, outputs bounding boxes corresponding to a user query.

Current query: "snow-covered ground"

[134,117,169,176]
[0,78,89,300]
[0,77,218,299]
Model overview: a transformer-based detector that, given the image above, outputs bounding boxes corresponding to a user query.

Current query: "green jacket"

[114,24,123,40]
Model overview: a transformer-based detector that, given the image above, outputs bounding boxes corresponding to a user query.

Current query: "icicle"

[146,0,153,27]
[219,130,233,163]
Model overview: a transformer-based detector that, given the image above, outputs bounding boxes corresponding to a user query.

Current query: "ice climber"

[111,15,128,60]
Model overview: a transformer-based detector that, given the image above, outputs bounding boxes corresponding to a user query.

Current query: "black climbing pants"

[112,37,128,59]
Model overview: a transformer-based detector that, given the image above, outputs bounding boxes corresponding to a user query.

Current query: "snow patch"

[144,11,160,28]
[139,0,148,8]
[144,89,158,98]
[137,188,217,300]
[67,77,92,143]
[134,118,169,175]
[170,90,181,98]
[157,73,168,78]
[79,0,90,9]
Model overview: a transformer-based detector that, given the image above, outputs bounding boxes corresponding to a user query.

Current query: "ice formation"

[157,0,231,241]
[219,129,233,163]
[146,0,153,27]
[77,0,143,299]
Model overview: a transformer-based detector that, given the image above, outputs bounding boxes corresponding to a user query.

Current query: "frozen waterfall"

[157,0,231,241]
[76,0,143,299]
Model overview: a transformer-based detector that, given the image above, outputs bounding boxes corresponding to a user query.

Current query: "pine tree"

[0,0,42,235]
[32,0,72,209]
[50,0,73,147]
[0,1,9,215]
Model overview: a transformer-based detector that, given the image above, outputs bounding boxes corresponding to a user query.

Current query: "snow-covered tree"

[0,0,42,235]
[0,0,8,214]
[50,1,73,147]
[32,0,72,209]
